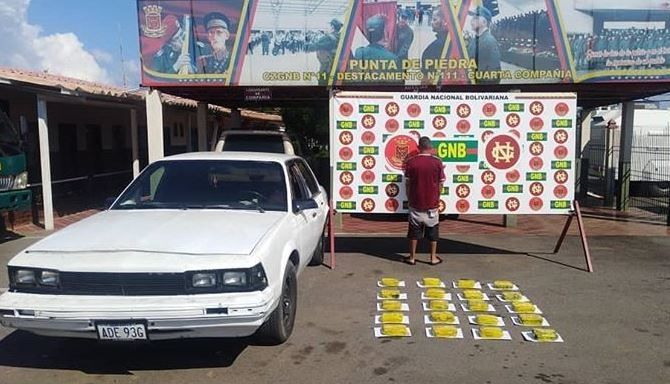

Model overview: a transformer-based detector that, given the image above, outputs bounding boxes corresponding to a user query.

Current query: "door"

[287,162,317,265]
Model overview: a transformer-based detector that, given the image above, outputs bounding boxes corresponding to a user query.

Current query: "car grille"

[59,272,187,296]
[0,175,13,191]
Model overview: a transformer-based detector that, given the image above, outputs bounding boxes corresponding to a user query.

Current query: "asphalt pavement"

[0,232,668,384]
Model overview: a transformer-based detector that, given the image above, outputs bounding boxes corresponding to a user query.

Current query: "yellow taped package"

[468,300,489,312]
[426,288,446,298]
[533,328,558,341]
[502,291,523,301]
[463,289,483,299]
[428,300,449,310]
[457,279,476,288]
[381,300,402,311]
[422,277,442,287]
[380,312,404,323]
[430,311,455,323]
[381,277,400,287]
[432,325,458,338]
[476,314,499,325]
[380,289,401,299]
[480,326,504,339]
[513,302,536,313]
[493,280,514,289]
[381,324,409,337]
[519,314,544,326]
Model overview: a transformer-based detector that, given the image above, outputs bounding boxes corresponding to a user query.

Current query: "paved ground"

[0,228,668,384]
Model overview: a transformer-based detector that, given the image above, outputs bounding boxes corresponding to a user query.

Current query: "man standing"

[421,8,447,83]
[467,6,501,84]
[151,15,195,74]
[395,11,414,62]
[404,137,445,265]
[305,19,343,85]
[197,12,232,74]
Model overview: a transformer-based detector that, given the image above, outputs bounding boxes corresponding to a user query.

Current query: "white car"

[0,152,329,344]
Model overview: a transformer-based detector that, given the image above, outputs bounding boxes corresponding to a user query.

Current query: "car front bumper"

[0,290,277,340]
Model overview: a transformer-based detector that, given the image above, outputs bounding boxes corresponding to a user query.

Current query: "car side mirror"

[292,198,318,213]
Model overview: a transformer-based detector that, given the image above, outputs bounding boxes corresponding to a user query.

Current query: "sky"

[0,0,141,88]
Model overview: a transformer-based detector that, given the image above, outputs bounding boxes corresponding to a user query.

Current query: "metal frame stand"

[553,200,594,272]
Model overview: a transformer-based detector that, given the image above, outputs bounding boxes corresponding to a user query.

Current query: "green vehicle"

[0,109,31,215]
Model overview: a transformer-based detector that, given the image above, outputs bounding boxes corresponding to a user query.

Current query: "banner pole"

[573,200,594,272]
[553,214,573,254]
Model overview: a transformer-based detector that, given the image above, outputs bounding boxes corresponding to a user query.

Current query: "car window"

[295,160,319,196]
[112,160,288,212]
[222,135,285,153]
[288,163,309,200]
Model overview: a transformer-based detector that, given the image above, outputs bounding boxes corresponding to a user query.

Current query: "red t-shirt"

[404,154,446,210]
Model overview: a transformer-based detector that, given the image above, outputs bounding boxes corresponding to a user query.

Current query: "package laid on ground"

[521,328,564,343]
[375,313,410,325]
[378,289,402,299]
[417,277,446,288]
[422,301,456,312]
[425,288,447,298]
[426,325,464,339]
[462,300,495,312]
[429,311,455,322]
[458,291,490,301]
[505,303,543,314]
[472,327,512,340]
[470,314,505,327]
[378,278,405,287]
[488,280,519,290]
[374,324,411,338]
[380,312,404,323]
[378,300,409,312]
[518,314,548,326]
[454,279,481,289]
[497,291,528,302]
[424,313,460,325]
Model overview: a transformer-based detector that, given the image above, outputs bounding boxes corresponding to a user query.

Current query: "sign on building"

[137,0,670,86]
[330,91,577,214]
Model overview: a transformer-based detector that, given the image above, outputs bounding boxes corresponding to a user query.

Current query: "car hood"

[26,209,285,256]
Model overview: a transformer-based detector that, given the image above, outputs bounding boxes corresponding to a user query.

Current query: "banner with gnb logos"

[330,91,576,214]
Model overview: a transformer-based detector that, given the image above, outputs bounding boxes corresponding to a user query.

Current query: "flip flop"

[429,257,443,266]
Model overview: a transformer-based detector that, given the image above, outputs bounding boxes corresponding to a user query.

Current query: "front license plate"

[96,322,147,341]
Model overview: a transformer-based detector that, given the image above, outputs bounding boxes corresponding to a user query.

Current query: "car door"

[287,161,315,266]
[295,159,328,229]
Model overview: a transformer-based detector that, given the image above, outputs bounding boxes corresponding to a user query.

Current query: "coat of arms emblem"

[142,5,168,38]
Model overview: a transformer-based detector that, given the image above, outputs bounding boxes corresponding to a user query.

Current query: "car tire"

[308,231,325,266]
[255,262,297,345]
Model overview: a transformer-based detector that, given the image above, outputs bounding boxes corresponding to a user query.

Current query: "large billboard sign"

[138,0,670,86]
[330,91,577,214]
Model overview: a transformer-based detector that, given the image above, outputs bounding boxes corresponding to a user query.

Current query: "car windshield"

[222,135,285,153]
[112,160,288,212]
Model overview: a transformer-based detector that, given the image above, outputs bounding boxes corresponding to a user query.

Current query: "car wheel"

[308,231,325,266]
[255,262,297,345]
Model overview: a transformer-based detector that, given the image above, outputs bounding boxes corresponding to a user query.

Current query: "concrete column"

[197,102,208,151]
[186,114,193,152]
[36,96,54,231]
[130,109,140,178]
[145,89,164,163]
[617,102,634,211]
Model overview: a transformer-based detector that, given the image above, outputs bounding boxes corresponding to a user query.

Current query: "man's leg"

[409,239,418,264]
[430,241,439,264]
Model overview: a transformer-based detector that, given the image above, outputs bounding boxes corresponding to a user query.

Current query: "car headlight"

[222,271,247,287]
[192,272,217,288]
[15,269,35,285]
[13,171,28,190]
[10,267,60,290]
[38,270,59,286]
[186,264,268,292]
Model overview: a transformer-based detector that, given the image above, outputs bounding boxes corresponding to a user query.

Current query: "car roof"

[220,130,288,137]
[162,151,300,163]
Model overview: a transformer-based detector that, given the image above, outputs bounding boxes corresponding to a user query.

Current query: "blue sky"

[1,0,141,87]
